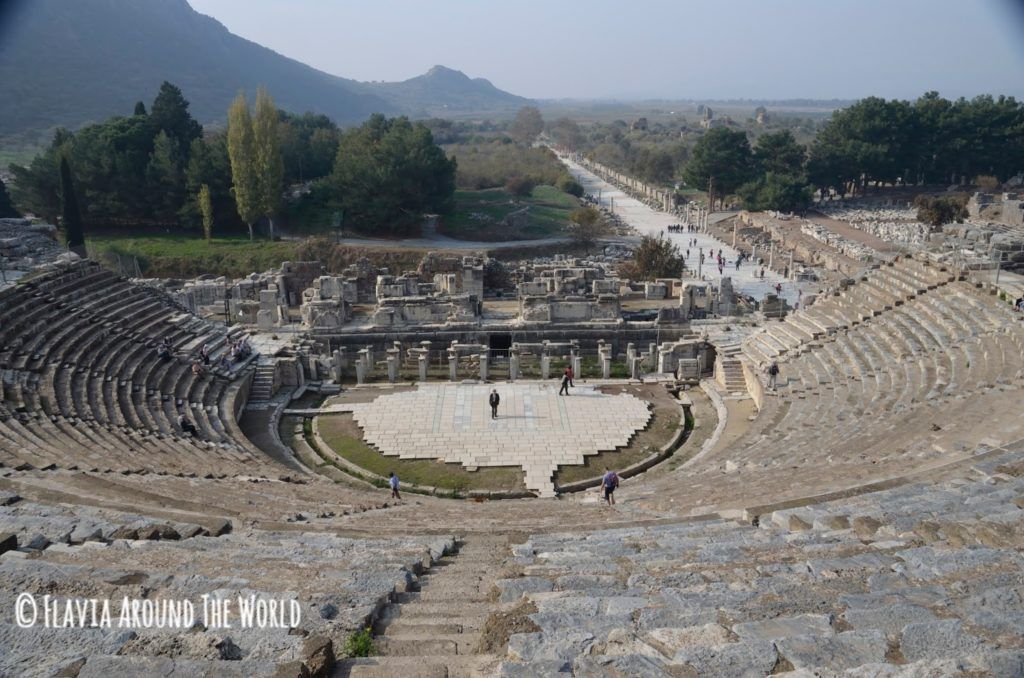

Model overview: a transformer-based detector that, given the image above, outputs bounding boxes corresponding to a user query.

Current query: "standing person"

[601,468,619,505]
[767,361,779,390]
[775,282,783,296]
[559,371,571,396]
[489,388,500,419]
[388,472,401,500]
[565,364,574,387]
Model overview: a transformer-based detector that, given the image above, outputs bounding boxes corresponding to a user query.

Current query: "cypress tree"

[59,156,86,256]
[0,178,19,218]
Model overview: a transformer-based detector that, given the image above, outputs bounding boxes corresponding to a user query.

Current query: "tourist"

[565,364,574,387]
[388,472,401,500]
[198,344,210,365]
[767,361,779,390]
[735,258,741,271]
[1015,295,1024,312]
[601,468,619,505]
[191,360,206,377]
[489,388,500,419]
[177,413,198,437]
[775,282,783,296]
[760,267,766,279]
[559,370,571,396]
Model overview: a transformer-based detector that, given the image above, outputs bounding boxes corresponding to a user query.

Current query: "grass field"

[87,233,300,278]
[315,413,526,493]
[440,185,579,242]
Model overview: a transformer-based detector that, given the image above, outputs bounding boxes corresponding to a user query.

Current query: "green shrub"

[343,627,374,657]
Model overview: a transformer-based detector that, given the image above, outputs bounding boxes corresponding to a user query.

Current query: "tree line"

[565,93,1024,213]
[9,82,455,239]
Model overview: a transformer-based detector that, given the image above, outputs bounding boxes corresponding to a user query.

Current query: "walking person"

[559,370,571,396]
[489,388,500,419]
[388,472,401,500]
[565,364,574,387]
[767,361,779,391]
[601,468,619,506]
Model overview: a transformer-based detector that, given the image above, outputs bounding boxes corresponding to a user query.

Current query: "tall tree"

[683,128,755,210]
[150,82,202,157]
[227,92,260,240]
[59,156,86,257]
[329,114,456,236]
[198,183,214,241]
[133,101,147,116]
[509,106,544,145]
[145,130,185,225]
[754,130,806,176]
[0,178,20,218]
[253,88,283,240]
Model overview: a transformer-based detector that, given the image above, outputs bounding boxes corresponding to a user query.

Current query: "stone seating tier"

[0,262,265,477]
[497,449,1024,676]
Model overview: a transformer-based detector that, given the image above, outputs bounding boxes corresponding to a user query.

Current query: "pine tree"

[253,88,283,240]
[226,93,260,240]
[59,156,86,256]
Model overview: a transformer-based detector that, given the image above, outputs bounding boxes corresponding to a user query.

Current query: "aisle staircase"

[335,536,507,677]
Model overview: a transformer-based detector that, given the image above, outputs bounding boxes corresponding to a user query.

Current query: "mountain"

[360,65,531,117]
[0,0,530,138]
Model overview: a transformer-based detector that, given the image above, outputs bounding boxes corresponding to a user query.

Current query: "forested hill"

[0,0,530,136]
[360,66,531,117]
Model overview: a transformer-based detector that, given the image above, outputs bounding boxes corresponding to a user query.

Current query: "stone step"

[384,614,489,634]
[394,590,492,604]
[373,636,466,656]
[334,654,499,678]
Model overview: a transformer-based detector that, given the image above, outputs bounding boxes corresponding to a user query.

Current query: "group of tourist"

[665,223,698,233]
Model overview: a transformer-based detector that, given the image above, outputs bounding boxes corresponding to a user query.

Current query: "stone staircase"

[335,535,507,677]
[716,357,747,393]
[249,362,276,402]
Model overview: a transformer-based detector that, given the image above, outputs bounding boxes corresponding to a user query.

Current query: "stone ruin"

[516,257,621,324]
[368,255,484,328]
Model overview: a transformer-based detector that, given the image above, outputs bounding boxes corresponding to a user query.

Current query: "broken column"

[480,350,489,381]
[418,353,428,382]
[541,354,551,380]
[448,348,458,382]
[509,348,519,382]
[356,348,369,385]
[386,347,399,383]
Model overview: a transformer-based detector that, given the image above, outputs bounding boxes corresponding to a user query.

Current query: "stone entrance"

[348,383,651,497]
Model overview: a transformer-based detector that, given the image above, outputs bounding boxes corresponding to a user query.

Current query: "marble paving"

[348,383,652,496]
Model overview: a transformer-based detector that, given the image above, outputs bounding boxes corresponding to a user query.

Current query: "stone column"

[769,242,775,269]
[355,349,368,385]
[331,348,346,382]
[541,355,550,380]
[572,354,582,380]
[601,352,611,379]
[509,350,519,382]
[386,348,399,383]
[631,356,642,380]
[418,354,428,382]
[365,345,374,371]
[658,347,673,373]
[479,351,489,381]
[448,349,458,382]
[626,342,636,366]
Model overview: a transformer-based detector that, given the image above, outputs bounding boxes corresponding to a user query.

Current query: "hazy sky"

[188,0,1024,100]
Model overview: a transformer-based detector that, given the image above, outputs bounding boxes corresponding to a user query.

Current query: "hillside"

[361,65,530,117]
[0,0,530,138]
